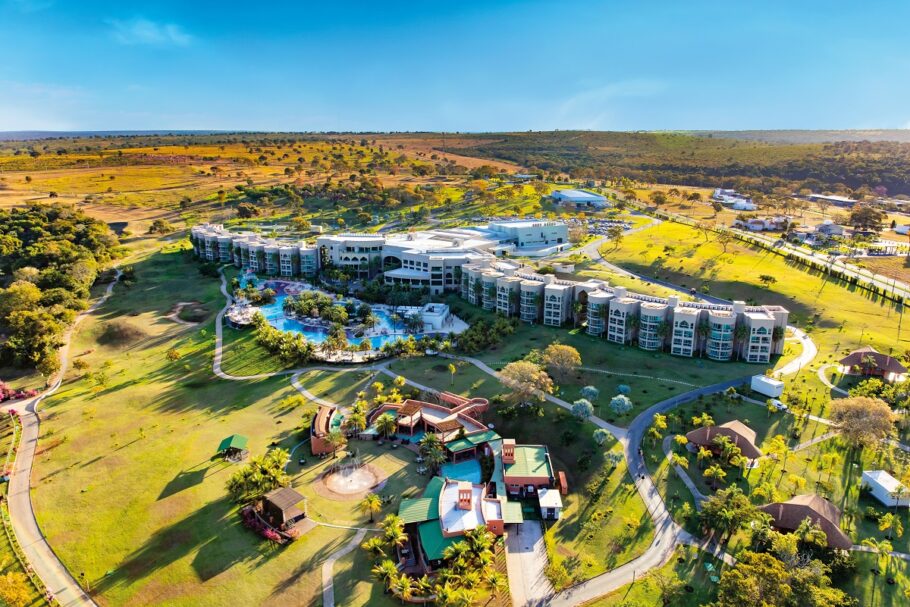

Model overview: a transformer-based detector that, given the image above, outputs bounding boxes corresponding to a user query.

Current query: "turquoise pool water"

[440,459,483,484]
[243,277,422,349]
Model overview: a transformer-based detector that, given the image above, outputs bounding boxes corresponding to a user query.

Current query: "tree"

[829,396,894,448]
[327,428,347,458]
[580,385,600,403]
[758,274,778,288]
[652,571,684,606]
[485,571,507,599]
[848,205,887,232]
[716,231,733,254]
[499,360,553,404]
[541,343,582,383]
[381,514,407,548]
[704,463,727,490]
[592,428,611,446]
[878,512,904,540]
[862,537,893,607]
[0,570,31,607]
[696,446,713,468]
[649,191,667,209]
[699,486,759,543]
[375,413,398,439]
[609,394,633,416]
[448,362,457,386]
[360,492,382,523]
[226,448,290,503]
[361,536,386,558]
[572,398,594,420]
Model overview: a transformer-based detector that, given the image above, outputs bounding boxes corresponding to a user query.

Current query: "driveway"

[505,521,553,607]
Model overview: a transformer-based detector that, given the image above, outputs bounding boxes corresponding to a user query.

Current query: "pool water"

[243,277,423,350]
[440,459,483,484]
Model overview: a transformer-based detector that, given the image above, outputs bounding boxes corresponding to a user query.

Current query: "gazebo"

[262,487,307,528]
[217,434,249,462]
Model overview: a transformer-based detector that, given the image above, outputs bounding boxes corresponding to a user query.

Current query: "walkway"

[774,327,817,377]
[6,273,121,607]
[505,521,553,607]
[817,364,849,396]
[321,528,366,607]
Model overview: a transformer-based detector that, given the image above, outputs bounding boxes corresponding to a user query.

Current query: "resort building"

[838,346,907,383]
[501,439,556,498]
[759,495,853,550]
[191,223,788,364]
[551,189,609,209]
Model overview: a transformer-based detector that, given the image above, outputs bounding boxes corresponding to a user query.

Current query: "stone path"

[321,528,366,607]
[504,521,553,607]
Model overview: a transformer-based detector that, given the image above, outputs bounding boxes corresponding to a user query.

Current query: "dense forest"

[446,131,910,196]
[0,204,120,376]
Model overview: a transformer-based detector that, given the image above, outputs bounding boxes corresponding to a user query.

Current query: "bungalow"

[261,487,307,529]
[685,420,762,463]
[760,495,853,550]
[838,346,907,383]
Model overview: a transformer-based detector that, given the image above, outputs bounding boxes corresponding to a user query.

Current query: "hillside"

[430,131,910,195]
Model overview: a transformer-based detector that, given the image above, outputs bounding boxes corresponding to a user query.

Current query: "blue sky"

[2,0,910,131]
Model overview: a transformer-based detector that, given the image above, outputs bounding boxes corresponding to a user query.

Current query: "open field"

[30,242,362,606]
[855,255,910,285]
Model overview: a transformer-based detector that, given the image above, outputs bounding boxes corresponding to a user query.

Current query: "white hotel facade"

[191,220,786,364]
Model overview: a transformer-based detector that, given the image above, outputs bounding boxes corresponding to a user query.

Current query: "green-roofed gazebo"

[217,434,249,461]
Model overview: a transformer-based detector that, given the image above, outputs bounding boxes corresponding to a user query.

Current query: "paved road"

[505,521,553,607]
[5,273,121,607]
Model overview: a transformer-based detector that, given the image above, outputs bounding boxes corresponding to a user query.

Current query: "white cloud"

[107,17,193,47]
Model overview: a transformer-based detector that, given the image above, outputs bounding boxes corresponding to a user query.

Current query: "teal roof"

[445,430,501,453]
[418,521,460,561]
[217,434,248,452]
[503,501,525,524]
[398,497,438,525]
[422,476,445,503]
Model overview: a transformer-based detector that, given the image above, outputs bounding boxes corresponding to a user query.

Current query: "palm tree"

[423,445,446,475]
[363,313,379,331]
[326,428,347,458]
[572,301,584,328]
[448,363,457,386]
[879,512,904,540]
[375,413,398,439]
[704,464,727,490]
[361,536,386,558]
[625,313,640,344]
[484,571,507,602]
[696,446,713,469]
[381,514,407,548]
[371,559,398,586]
[360,493,383,523]
[862,537,893,607]
[344,412,367,434]
[415,575,433,597]
[733,323,750,360]
[392,574,413,603]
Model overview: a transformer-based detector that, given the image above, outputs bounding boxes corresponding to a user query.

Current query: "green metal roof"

[422,476,445,504]
[504,445,551,478]
[398,497,438,525]
[418,521,460,561]
[503,501,525,524]
[444,430,501,453]
[217,434,248,452]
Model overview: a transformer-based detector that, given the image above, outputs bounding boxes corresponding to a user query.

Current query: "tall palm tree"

[371,559,398,586]
[375,413,398,439]
[861,537,893,607]
[704,464,727,490]
[696,321,711,357]
[733,323,750,360]
[359,493,383,523]
[327,429,347,458]
[381,514,408,548]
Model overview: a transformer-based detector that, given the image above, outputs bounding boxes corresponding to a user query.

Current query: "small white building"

[538,488,563,520]
[751,375,784,398]
[862,470,910,508]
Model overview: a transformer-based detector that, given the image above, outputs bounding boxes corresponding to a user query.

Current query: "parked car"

[770,399,788,411]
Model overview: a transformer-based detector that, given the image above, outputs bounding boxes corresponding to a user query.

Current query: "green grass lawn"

[218,324,291,377]
[840,551,910,607]
[582,546,723,607]
[295,369,376,406]
[30,243,357,606]
[547,442,654,583]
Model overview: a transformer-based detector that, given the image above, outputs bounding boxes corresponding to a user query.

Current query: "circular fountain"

[320,450,384,500]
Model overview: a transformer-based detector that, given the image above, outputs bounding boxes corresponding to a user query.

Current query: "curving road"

[4,272,121,607]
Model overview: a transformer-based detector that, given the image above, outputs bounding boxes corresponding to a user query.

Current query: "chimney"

[457,482,473,510]
[613,287,627,299]
[502,439,516,464]
[733,300,746,315]
[668,296,679,309]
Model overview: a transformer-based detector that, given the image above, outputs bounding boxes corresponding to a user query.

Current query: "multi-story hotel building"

[191,221,787,364]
